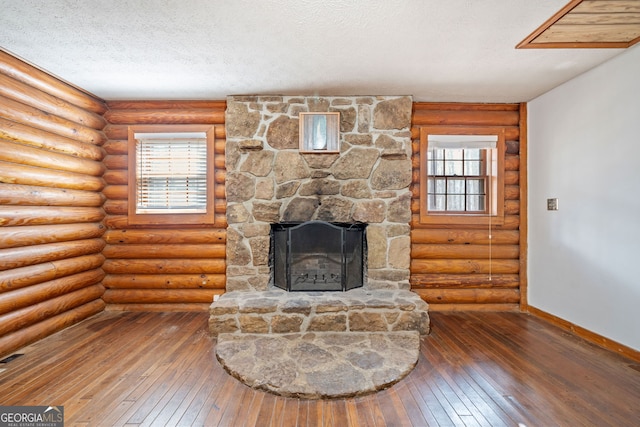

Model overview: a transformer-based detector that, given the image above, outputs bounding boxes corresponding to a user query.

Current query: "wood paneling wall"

[0,51,108,357]
[101,101,227,311]
[410,103,524,311]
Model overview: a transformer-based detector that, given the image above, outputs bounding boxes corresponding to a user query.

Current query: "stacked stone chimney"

[224,95,413,292]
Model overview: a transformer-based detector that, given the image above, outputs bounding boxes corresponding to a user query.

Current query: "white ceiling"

[0,0,628,103]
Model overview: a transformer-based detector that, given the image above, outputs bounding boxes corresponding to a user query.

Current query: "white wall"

[528,44,640,350]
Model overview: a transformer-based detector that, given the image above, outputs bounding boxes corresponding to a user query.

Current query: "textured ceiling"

[0,0,631,102]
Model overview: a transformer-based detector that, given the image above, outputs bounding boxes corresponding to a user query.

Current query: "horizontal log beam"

[0,117,105,160]
[0,160,105,191]
[505,200,519,215]
[412,109,520,127]
[101,185,128,200]
[0,206,105,226]
[103,243,225,259]
[0,238,105,271]
[410,228,519,245]
[104,109,225,125]
[411,244,520,259]
[505,154,519,171]
[0,268,105,314]
[504,170,519,185]
[0,254,105,292]
[103,228,226,244]
[425,303,520,312]
[0,95,106,145]
[102,214,228,229]
[414,288,521,304]
[102,200,125,215]
[0,51,107,114]
[410,273,520,288]
[105,303,212,312]
[413,102,520,111]
[0,183,105,207]
[0,299,104,359]
[0,138,105,176]
[411,215,519,230]
[102,259,226,274]
[0,223,105,249]
[102,289,216,304]
[102,154,127,170]
[102,170,127,185]
[106,100,226,110]
[0,73,106,129]
[505,185,519,200]
[102,273,225,289]
[411,258,520,274]
[0,284,104,336]
[101,139,127,155]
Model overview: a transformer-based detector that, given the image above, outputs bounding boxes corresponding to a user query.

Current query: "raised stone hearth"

[209,289,429,336]
[210,289,429,398]
[216,331,420,399]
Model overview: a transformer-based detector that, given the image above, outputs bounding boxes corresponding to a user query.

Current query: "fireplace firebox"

[271,221,366,292]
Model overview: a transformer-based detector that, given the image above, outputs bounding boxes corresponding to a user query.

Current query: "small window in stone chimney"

[299,112,340,153]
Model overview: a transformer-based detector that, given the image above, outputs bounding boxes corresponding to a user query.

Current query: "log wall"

[0,51,108,357]
[410,103,525,311]
[101,101,227,311]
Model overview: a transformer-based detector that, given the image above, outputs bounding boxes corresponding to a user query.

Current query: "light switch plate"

[547,198,558,211]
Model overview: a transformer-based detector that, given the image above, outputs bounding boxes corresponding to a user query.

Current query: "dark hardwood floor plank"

[434,313,555,426]
[66,317,183,423]
[428,318,522,427]
[208,379,249,427]
[139,338,217,426]
[404,376,442,426]
[281,397,301,427]
[1,311,639,426]
[240,391,264,427]
[108,315,206,425]
[460,313,616,427]
[170,355,227,426]
[481,312,640,424]
[393,382,431,426]
[252,389,277,426]
[352,397,377,427]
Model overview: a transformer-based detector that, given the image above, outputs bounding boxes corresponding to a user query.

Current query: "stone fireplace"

[209,95,429,399]
[223,95,414,292]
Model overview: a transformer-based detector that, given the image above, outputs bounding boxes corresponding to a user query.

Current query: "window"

[127,125,215,225]
[419,127,505,225]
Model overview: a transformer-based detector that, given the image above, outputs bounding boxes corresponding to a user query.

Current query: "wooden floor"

[1,311,639,427]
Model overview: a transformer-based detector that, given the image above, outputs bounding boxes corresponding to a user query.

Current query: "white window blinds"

[134,132,208,214]
[427,134,498,149]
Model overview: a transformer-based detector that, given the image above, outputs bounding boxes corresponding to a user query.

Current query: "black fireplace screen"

[271,221,366,291]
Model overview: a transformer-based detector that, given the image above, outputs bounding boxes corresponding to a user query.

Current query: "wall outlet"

[547,198,559,211]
